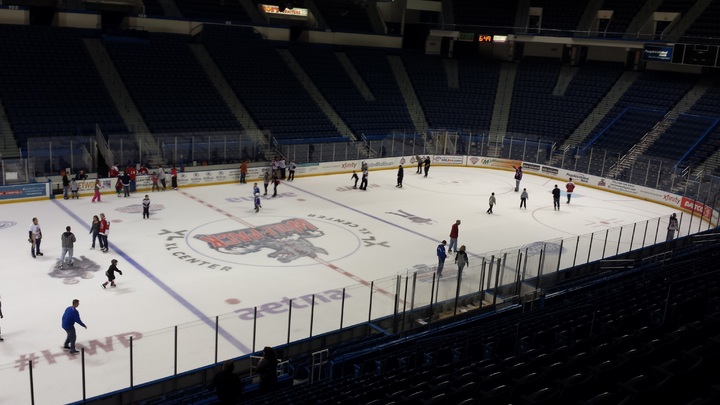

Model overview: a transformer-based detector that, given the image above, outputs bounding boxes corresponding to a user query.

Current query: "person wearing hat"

[666,213,679,241]
[102,259,123,289]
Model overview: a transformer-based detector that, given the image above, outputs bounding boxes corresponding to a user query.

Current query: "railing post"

[252,307,258,353]
[81,348,86,401]
[310,294,316,338]
[215,316,219,364]
[340,288,346,331]
[29,359,35,405]
[130,336,134,387]
[287,299,293,344]
[174,325,178,375]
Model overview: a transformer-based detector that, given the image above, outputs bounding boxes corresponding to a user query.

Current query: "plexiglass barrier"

[1,211,709,403]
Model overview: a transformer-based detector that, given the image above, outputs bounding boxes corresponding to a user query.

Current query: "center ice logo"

[194,218,328,263]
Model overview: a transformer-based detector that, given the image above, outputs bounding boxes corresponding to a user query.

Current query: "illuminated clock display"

[478,35,493,43]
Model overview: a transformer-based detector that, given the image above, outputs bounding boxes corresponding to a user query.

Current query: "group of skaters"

[60,169,88,200]
[109,162,178,198]
[436,220,469,279]
[249,156,297,212]
[509,165,577,212]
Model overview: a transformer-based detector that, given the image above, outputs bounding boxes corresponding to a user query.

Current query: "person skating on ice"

[263,171,270,195]
[142,195,151,219]
[423,156,431,177]
[351,171,359,189]
[254,193,262,213]
[487,192,496,214]
[454,245,469,281]
[359,168,368,190]
[102,259,123,289]
[272,173,280,197]
[436,240,447,277]
[448,220,460,253]
[29,217,43,258]
[60,226,76,269]
[62,299,86,354]
[90,215,104,250]
[253,182,260,196]
[513,165,523,192]
[566,178,575,204]
[99,213,110,252]
[520,188,528,209]
[552,185,561,210]
[415,154,422,174]
[396,165,404,188]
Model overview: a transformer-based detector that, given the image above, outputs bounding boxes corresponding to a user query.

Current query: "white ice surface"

[0,166,700,403]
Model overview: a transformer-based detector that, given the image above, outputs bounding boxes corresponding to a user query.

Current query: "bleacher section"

[103,33,242,133]
[508,58,624,143]
[201,25,338,140]
[172,0,251,22]
[0,25,127,145]
[680,0,720,44]
[583,71,697,152]
[140,0,166,17]
[402,53,499,133]
[644,114,719,162]
[341,47,416,132]
[530,0,588,33]
[311,0,374,33]
[290,44,414,136]
[452,0,519,33]
[599,0,646,37]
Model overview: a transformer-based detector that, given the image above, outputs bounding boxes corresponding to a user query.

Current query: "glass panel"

[133,327,174,385]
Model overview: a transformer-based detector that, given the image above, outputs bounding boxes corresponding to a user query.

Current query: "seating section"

[530,0,588,33]
[202,25,338,139]
[599,0,646,37]
[644,114,718,161]
[0,25,127,146]
[681,0,720,44]
[508,58,624,143]
[311,0,374,33]
[584,71,697,152]
[453,0,519,33]
[402,52,499,133]
[173,0,251,22]
[290,44,414,135]
[104,33,241,133]
[141,0,166,17]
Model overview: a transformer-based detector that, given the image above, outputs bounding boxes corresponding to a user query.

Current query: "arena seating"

[644,114,718,161]
[140,0,166,17]
[508,58,624,143]
[452,0,519,33]
[402,52,499,134]
[584,71,698,152]
[104,32,242,133]
[172,0,251,23]
[311,0,374,33]
[0,25,127,145]
[529,0,589,33]
[597,0,647,37]
[680,0,720,44]
[201,25,338,140]
[289,44,414,135]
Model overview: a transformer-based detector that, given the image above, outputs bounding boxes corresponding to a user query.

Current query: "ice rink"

[0,166,702,404]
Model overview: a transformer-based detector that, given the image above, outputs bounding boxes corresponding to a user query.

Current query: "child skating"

[254,193,262,213]
[102,259,123,289]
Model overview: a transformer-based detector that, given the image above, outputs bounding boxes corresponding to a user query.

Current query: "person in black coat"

[102,259,123,288]
[209,360,242,405]
[396,165,404,188]
[256,346,278,393]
